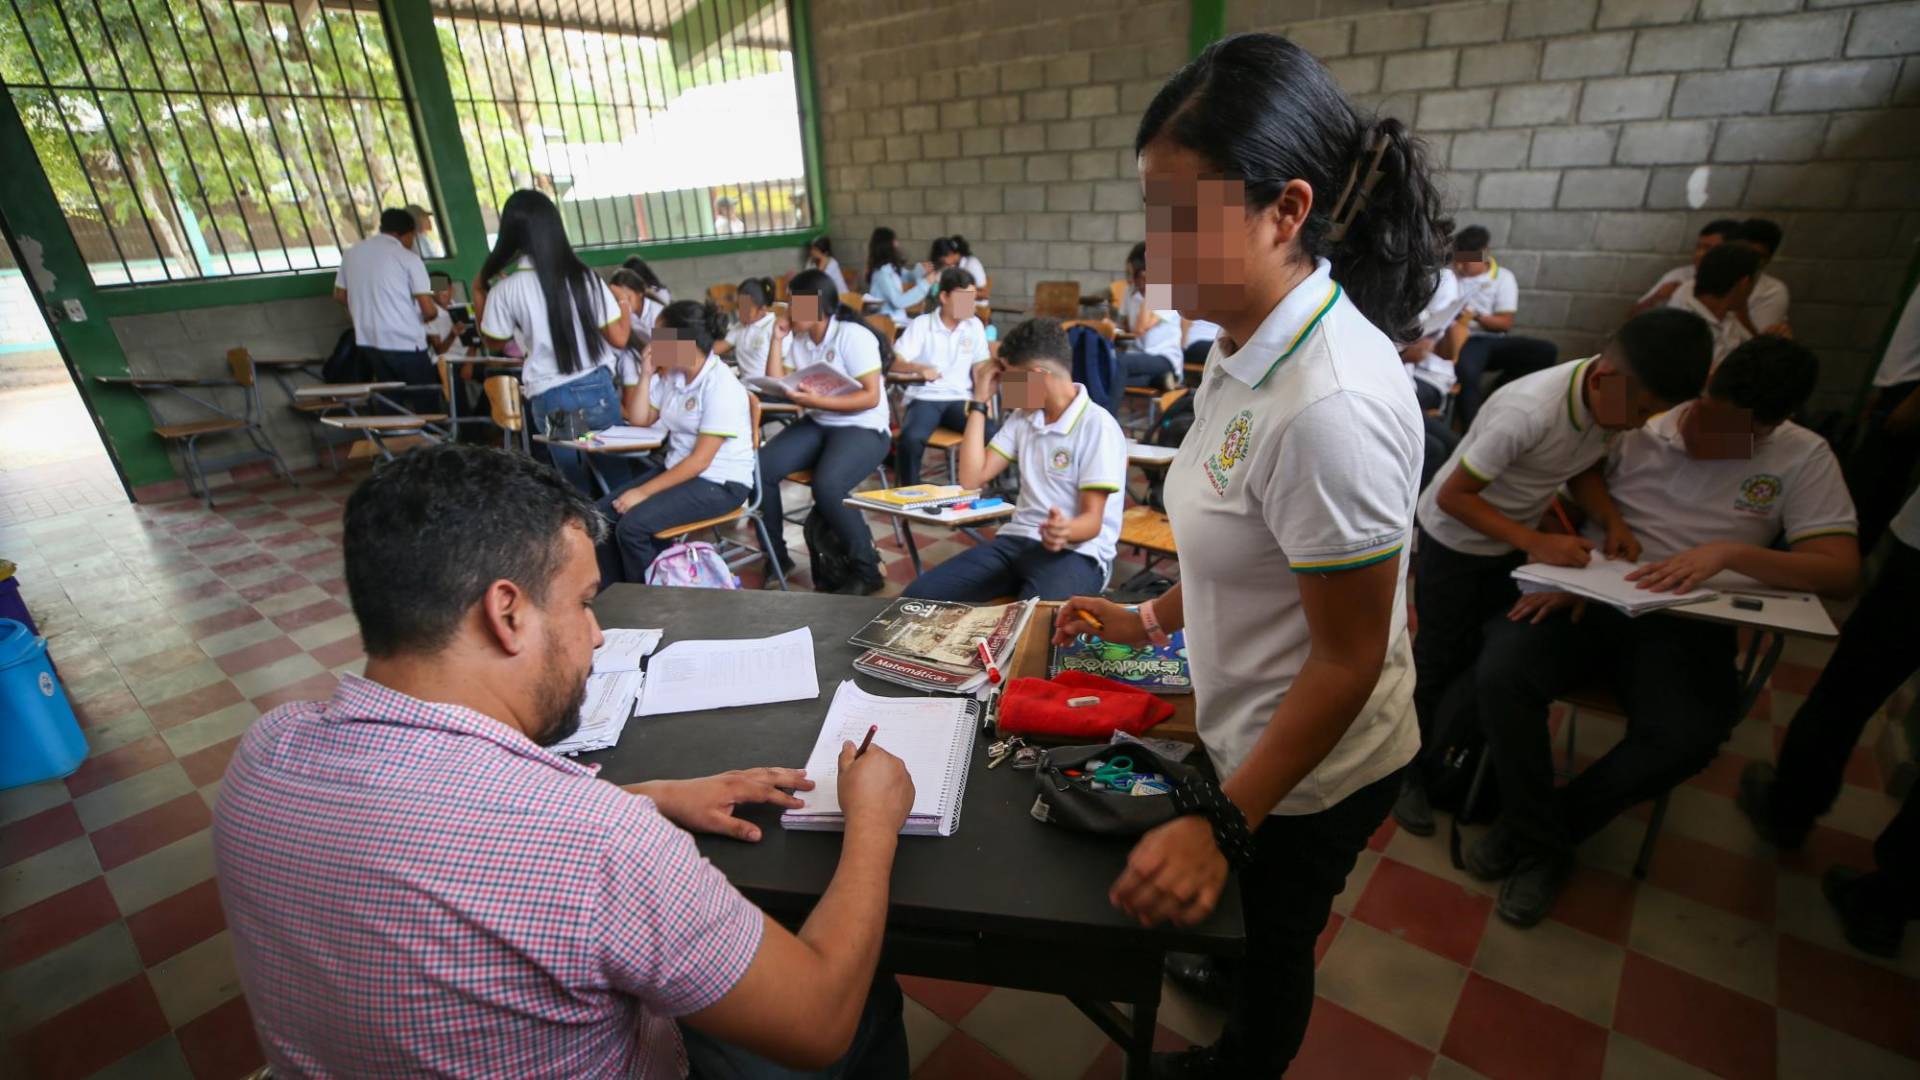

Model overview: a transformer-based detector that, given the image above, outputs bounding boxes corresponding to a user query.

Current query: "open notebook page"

[790,682,968,820]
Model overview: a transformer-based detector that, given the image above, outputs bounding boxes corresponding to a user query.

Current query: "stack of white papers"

[592,628,663,673]
[549,669,644,756]
[637,627,821,716]
[595,424,666,447]
[1511,557,1716,616]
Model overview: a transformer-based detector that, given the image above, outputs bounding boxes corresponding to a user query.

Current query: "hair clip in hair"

[1327,129,1392,242]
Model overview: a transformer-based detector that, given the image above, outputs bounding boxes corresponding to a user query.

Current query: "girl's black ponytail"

[1135,33,1449,341]
[737,276,775,310]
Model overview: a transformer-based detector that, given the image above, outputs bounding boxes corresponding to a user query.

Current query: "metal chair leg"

[1634,792,1669,879]
[752,512,789,591]
[183,434,213,509]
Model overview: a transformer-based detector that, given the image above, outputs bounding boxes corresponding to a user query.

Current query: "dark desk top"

[584,585,1243,955]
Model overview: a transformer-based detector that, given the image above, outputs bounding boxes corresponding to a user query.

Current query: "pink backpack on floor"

[644,542,740,589]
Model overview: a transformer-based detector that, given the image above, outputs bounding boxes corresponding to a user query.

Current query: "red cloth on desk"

[997,671,1174,738]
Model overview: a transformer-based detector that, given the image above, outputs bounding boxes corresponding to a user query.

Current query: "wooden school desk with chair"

[96,348,296,507]
[584,586,1241,1080]
[530,427,666,497]
[642,395,791,591]
[840,492,1016,577]
[1455,582,1839,879]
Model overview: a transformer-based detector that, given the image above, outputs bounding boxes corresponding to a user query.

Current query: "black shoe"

[1162,952,1237,1010]
[1464,821,1521,882]
[1393,772,1435,837]
[1496,854,1571,928]
[1822,866,1906,959]
[760,552,797,590]
[1737,762,1811,849]
[833,573,885,597]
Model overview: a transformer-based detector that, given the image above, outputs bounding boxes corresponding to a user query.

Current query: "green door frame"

[1190,0,1226,57]
[0,90,175,487]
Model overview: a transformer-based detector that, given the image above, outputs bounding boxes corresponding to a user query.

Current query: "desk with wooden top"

[584,586,1240,1079]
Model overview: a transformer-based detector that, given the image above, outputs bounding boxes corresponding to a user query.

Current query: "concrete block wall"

[1233,0,1920,412]
[807,0,1193,308]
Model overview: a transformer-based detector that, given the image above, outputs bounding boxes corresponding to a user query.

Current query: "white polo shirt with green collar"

[988,386,1127,573]
[1585,406,1856,560]
[1415,356,1612,558]
[1163,259,1424,815]
[647,356,756,489]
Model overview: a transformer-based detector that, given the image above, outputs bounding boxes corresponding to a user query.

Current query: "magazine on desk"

[850,598,1038,695]
[743,363,862,401]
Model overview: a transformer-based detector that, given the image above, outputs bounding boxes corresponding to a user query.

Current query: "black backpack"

[321,328,369,384]
[803,508,857,593]
[1423,673,1506,870]
[1144,393,1196,512]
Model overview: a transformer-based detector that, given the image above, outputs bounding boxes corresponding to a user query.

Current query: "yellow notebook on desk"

[853,485,977,511]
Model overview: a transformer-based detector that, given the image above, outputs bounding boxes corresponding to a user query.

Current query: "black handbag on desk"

[1030,743,1257,870]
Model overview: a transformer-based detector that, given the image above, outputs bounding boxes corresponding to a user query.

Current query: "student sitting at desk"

[1396,308,1714,837]
[756,269,895,596]
[1466,337,1859,928]
[213,444,916,1079]
[1630,218,1740,316]
[425,271,482,418]
[927,235,987,289]
[892,267,991,487]
[593,301,757,587]
[715,277,779,380]
[804,235,852,295]
[902,317,1124,602]
[866,227,933,327]
[1116,241,1184,390]
[1450,225,1559,428]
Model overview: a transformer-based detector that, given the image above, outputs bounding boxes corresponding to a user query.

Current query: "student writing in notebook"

[891,267,991,487]
[593,301,757,587]
[213,445,917,1079]
[902,317,1126,602]
[1466,337,1859,929]
[1395,308,1714,838]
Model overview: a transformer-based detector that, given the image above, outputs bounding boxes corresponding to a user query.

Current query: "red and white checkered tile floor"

[2,467,1915,1079]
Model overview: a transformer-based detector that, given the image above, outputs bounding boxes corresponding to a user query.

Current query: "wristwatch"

[1170,777,1257,872]
[1138,599,1172,647]
[968,400,991,417]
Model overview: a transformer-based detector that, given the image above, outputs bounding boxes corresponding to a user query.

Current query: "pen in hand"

[856,724,878,758]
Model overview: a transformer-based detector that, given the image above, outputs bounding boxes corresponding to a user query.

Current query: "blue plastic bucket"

[0,618,88,789]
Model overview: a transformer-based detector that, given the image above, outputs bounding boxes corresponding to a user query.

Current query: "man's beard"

[530,637,589,748]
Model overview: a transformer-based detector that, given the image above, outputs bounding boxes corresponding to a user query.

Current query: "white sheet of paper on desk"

[1127,442,1179,464]
[549,669,645,755]
[637,627,821,716]
[1511,557,1715,616]
[592,628,663,673]
[596,424,666,447]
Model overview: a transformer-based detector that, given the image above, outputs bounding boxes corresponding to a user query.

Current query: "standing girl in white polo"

[1052,32,1447,1078]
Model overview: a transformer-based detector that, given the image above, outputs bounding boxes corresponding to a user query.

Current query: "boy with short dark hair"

[1735,217,1791,333]
[1396,308,1716,835]
[1631,218,1741,316]
[1450,225,1559,427]
[1470,336,1860,928]
[902,317,1126,602]
[1676,242,1765,366]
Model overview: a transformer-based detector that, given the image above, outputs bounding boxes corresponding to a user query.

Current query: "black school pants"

[1211,768,1401,1074]
[1845,380,1920,557]
[1772,541,1920,835]
[756,418,889,580]
[1476,607,1738,859]
[1455,335,1557,430]
[1411,529,1524,763]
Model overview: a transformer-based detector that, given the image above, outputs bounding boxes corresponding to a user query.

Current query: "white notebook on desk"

[1511,557,1715,616]
[781,681,980,837]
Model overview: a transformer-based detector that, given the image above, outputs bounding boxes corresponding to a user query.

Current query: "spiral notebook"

[781,681,980,837]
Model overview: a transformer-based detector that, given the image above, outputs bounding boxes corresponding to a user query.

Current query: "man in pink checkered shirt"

[213,445,916,1078]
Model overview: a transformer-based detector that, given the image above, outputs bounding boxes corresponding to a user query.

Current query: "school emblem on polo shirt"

[1049,447,1073,472]
[683,396,698,411]
[1735,473,1782,514]
[1204,410,1254,495]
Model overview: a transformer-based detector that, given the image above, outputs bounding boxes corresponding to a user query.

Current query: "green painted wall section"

[383,0,490,288]
[0,92,175,487]
[1190,0,1226,58]
[791,0,828,240]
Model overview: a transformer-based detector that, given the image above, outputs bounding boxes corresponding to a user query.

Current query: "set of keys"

[986,736,1040,770]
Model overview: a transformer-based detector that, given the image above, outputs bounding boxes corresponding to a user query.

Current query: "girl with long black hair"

[476,190,634,494]
[865,226,932,327]
[715,276,779,380]
[755,269,894,595]
[801,235,850,294]
[1050,33,1448,1077]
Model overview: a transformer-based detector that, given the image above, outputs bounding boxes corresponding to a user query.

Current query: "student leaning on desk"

[211,445,918,1078]
[1052,31,1448,1078]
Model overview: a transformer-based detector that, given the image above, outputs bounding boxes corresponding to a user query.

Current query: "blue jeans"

[757,418,890,578]
[904,534,1104,602]
[361,346,441,415]
[895,399,970,487]
[1454,334,1557,429]
[593,467,752,587]
[530,366,633,495]
[1118,350,1174,388]
[682,976,907,1079]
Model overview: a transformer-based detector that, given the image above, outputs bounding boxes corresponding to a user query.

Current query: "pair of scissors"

[1090,755,1136,786]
